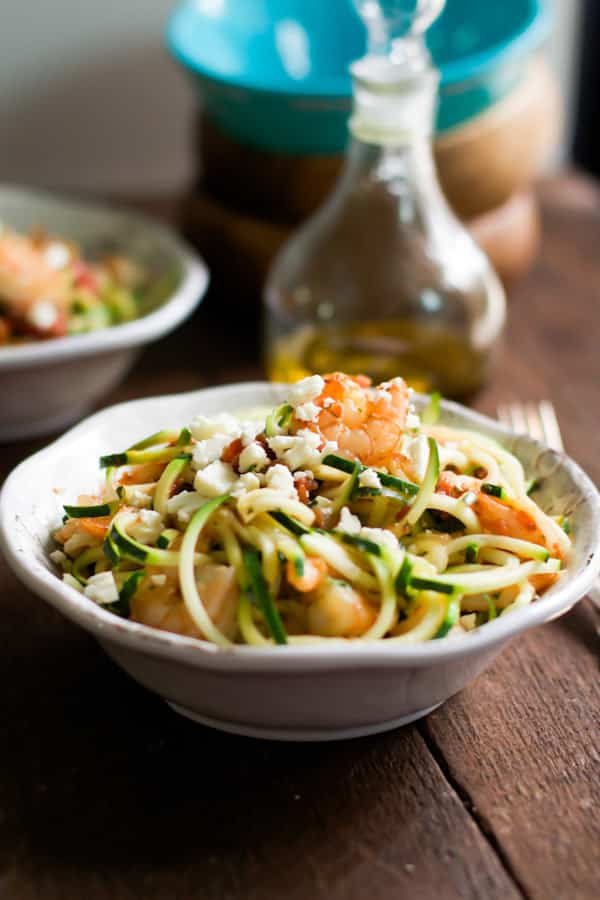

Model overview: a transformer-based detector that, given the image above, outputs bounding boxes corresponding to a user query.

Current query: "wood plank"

[422,174,600,900]
[422,601,600,900]
[0,560,520,900]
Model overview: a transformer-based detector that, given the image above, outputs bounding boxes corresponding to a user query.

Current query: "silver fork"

[497,400,600,613]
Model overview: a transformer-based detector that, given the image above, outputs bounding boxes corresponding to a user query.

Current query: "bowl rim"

[166,0,550,97]
[1,381,599,673]
[0,184,209,370]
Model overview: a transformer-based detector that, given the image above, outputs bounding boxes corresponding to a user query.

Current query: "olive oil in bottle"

[263,0,505,397]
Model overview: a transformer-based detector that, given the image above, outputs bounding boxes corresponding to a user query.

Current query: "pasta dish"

[51,373,571,647]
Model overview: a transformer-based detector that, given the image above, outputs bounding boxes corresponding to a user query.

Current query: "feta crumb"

[294,400,321,423]
[128,488,152,509]
[358,468,381,490]
[27,301,58,331]
[192,433,234,469]
[128,509,163,545]
[293,470,313,482]
[338,507,361,535]
[189,413,240,441]
[267,429,323,472]
[49,549,68,566]
[151,574,167,587]
[84,571,119,606]
[265,464,297,498]
[360,527,399,555]
[402,434,430,481]
[406,409,421,431]
[337,508,399,555]
[239,421,263,447]
[323,397,335,408]
[231,472,262,497]
[287,375,324,408]
[166,490,207,523]
[312,495,334,518]
[62,573,83,593]
[43,241,70,270]
[238,442,269,473]
[193,460,238,497]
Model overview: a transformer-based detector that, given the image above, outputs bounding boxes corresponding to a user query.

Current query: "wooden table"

[0,175,598,900]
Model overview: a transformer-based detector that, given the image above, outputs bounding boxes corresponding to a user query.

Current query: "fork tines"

[497,401,564,452]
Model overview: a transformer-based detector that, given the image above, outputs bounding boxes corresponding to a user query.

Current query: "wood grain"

[424,172,600,900]
[0,559,519,900]
[0,176,598,899]
[422,601,600,900]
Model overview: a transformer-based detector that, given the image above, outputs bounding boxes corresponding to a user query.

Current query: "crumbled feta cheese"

[265,464,297,498]
[151,574,167,587]
[338,506,361,535]
[192,433,234,469]
[402,434,430,481]
[44,241,70,270]
[337,508,399,555]
[239,421,263,447]
[189,413,240,441]
[27,301,58,331]
[238,442,269,473]
[128,488,152,509]
[231,472,262,498]
[49,549,68,566]
[360,527,399,555]
[358,468,381,490]
[267,429,323,472]
[128,509,163,545]
[323,397,335,408]
[166,490,207,524]
[312,495,334,518]
[406,408,421,430]
[294,400,321,423]
[193,460,238,497]
[287,375,324,408]
[84,571,119,606]
[62,573,83,593]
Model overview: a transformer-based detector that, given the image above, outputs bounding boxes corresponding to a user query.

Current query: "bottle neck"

[349,39,438,145]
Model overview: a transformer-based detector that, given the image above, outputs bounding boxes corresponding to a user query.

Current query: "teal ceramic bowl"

[167,0,550,155]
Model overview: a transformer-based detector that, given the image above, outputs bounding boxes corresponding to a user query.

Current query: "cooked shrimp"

[131,564,239,640]
[0,230,70,316]
[295,372,411,469]
[286,556,327,592]
[437,472,565,559]
[305,578,377,637]
[54,515,111,545]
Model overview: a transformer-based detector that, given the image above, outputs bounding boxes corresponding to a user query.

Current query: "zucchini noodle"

[51,372,571,647]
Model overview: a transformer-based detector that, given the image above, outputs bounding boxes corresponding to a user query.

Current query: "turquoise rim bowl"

[167,0,551,154]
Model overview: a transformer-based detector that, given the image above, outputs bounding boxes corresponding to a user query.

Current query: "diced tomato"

[222,438,243,466]
[295,474,318,504]
[73,260,98,292]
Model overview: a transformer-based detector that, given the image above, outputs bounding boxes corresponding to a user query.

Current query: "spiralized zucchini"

[51,372,570,647]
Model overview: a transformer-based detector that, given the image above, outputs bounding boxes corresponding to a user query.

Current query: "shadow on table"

[1,611,418,887]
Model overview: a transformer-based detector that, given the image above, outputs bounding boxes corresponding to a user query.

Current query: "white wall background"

[0,0,583,195]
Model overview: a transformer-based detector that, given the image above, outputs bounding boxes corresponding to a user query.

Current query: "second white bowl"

[0,185,209,440]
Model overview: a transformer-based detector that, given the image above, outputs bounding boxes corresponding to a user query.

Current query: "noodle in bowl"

[1,380,599,740]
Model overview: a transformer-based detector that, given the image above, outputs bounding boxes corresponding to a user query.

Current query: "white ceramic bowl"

[1,382,599,741]
[0,185,209,440]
